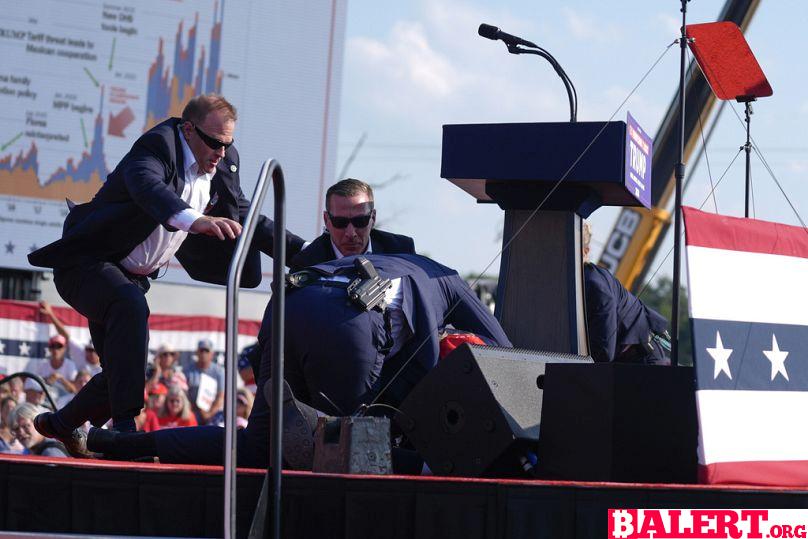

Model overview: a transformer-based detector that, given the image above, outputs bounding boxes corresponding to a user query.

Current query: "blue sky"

[336,0,808,284]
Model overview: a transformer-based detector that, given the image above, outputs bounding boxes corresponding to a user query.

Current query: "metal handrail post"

[224,158,285,539]
[268,163,286,539]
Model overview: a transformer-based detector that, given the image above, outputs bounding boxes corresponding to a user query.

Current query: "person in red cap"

[26,335,78,397]
[147,382,169,412]
[137,386,161,433]
[38,301,101,375]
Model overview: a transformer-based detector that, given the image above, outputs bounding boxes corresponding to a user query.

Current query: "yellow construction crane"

[597,0,761,292]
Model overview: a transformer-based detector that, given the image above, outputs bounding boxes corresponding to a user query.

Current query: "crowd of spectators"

[139,339,234,431]
[0,299,258,457]
[0,381,69,457]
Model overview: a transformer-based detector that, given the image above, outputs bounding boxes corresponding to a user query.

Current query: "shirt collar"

[331,237,373,259]
[178,125,214,181]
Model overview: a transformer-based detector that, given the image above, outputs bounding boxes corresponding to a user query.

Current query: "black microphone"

[478,23,538,49]
[478,22,578,122]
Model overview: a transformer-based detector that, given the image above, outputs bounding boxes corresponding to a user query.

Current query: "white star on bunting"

[763,334,789,382]
[0,340,5,354]
[707,331,733,380]
[18,342,30,357]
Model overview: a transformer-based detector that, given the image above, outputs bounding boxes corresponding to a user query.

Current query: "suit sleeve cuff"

[169,209,204,232]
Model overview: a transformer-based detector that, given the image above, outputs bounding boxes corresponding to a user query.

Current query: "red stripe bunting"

[699,461,808,487]
[0,300,260,336]
[683,206,808,258]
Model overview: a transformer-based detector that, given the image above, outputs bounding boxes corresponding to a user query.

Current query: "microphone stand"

[741,98,755,217]
[507,44,578,123]
[670,0,690,368]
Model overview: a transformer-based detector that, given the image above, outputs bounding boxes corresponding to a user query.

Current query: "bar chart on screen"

[0,0,345,281]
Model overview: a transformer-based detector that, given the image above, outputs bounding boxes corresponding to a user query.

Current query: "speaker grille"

[464,345,592,362]
[399,343,592,477]
[469,346,592,439]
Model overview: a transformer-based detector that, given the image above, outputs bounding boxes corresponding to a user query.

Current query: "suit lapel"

[369,229,384,252]
[172,120,186,196]
[295,234,333,268]
[208,173,222,212]
[211,151,236,197]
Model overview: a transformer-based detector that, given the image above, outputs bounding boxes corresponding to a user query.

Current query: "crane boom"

[597,0,762,292]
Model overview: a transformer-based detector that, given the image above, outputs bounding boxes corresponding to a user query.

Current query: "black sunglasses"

[192,124,234,151]
[327,212,373,229]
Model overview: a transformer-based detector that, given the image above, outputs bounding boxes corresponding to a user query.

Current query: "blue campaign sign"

[625,112,653,208]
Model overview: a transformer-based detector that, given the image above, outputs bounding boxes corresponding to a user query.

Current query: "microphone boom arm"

[507,44,578,123]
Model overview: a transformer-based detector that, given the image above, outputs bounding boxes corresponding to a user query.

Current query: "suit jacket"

[584,263,668,362]
[295,253,510,370]
[288,228,415,272]
[28,118,304,287]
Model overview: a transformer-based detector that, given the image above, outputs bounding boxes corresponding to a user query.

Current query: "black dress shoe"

[264,379,321,470]
[33,413,98,459]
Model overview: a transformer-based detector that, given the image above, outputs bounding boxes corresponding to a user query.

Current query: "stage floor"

[1,454,807,538]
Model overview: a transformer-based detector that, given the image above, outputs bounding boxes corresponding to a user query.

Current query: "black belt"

[286,269,348,289]
[286,257,391,312]
[113,262,151,282]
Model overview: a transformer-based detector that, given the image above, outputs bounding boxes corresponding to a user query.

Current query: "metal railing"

[224,158,286,539]
[0,372,58,411]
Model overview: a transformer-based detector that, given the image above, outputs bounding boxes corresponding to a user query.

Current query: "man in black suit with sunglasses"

[288,178,415,271]
[28,94,304,455]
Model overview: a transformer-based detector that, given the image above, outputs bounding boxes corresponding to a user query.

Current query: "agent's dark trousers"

[53,260,150,428]
[153,426,264,467]
[154,372,274,467]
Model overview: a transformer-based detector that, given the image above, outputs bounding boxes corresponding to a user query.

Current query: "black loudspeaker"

[397,344,591,477]
[537,363,697,483]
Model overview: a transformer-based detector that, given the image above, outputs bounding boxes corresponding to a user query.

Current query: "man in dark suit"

[87,253,512,469]
[288,178,414,271]
[28,94,304,454]
[235,177,417,380]
[582,223,669,364]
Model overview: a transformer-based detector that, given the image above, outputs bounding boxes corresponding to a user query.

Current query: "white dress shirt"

[331,239,372,260]
[119,127,212,275]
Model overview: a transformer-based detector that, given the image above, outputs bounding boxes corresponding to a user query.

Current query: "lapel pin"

[230,164,237,173]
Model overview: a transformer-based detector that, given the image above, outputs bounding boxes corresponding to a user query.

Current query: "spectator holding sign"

[182,339,224,425]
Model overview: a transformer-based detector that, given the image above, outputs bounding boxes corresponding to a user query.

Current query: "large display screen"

[0,0,346,284]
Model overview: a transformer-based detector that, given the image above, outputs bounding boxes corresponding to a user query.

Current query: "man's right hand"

[190,216,243,240]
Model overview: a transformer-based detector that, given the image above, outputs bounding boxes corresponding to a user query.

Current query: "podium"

[441,121,647,353]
